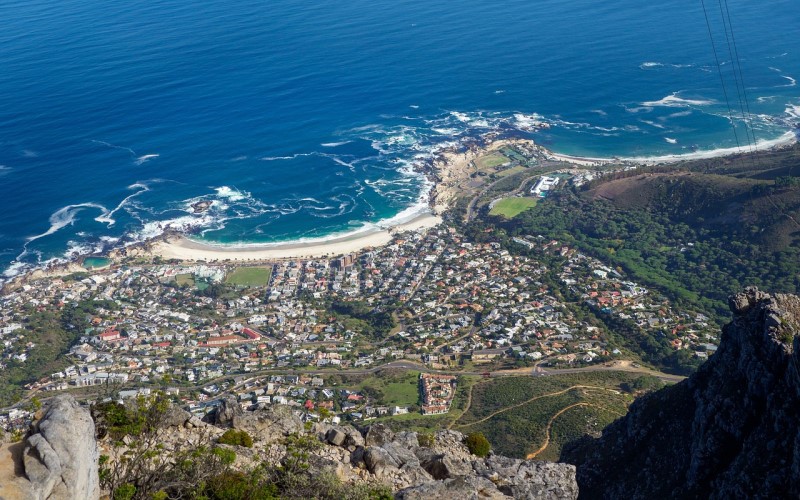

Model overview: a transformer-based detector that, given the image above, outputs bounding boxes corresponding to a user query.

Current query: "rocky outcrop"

[231,404,304,443]
[206,395,243,426]
[0,395,100,500]
[563,288,800,499]
[309,423,577,497]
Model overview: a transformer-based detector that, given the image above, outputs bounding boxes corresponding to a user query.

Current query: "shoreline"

[146,211,442,262]
[3,127,798,281]
[545,131,798,166]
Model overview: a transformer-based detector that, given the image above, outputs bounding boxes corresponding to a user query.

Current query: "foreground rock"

[0,395,99,500]
[311,421,577,498]
[563,288,800,499]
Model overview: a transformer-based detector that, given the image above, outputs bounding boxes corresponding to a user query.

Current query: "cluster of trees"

[468,175,800,373]
[507,188,800,317]
[330,300,396,339]
[0,299,120,406]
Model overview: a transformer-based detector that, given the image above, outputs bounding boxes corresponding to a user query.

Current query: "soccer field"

[225,267,272,287]
[489,197,538,218]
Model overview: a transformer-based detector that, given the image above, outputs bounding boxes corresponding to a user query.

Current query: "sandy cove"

[139,131,799,263]
[148,212,442,262]
[146,138,533,263]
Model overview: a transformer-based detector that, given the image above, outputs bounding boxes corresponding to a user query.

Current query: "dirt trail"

[448,382,476,429]
[453,385,612,428]
[526,401,627,459]
[526,403,591,459]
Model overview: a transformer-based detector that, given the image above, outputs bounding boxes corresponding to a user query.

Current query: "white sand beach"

[148,212,442,262]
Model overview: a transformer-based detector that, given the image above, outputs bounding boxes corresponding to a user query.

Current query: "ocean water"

[1,0,798,279]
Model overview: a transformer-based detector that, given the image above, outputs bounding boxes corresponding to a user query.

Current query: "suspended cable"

[700,0,742,155]
[721,0,758,154]
[716,0,754,157]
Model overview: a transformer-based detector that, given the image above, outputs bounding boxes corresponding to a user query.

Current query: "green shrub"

[417,432,435,448]
[218,429,254,448]
[464,432,491,457]
[112,484,136,500]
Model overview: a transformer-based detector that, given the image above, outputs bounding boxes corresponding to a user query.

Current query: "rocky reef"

[562,287,800,499]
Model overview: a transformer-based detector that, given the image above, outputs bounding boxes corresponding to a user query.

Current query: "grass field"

[498,165,527,178]
[225,267,272,287]
[489,197,538,218]
[355,370,421,406]
[175,273,195,287]
[476,152,509,170]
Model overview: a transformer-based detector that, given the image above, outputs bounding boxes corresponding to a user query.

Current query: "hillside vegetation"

[493,144,800,321]
[449,372,641,460]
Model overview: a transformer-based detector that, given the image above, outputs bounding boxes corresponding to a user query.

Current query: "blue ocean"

[1,0,798,279]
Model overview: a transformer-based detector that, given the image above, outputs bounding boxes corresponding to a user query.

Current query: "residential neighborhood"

[0,221,719,430]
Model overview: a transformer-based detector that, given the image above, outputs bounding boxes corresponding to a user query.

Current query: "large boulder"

[232,405,303,443]
[325,427,347,446]
[364,446,398,475]
[419,452,464,480]
[159,405,191,428]
[392,431,420,449]
[22,395,100,500]
[395,475,507,500]
[364,423,395,447]
[472,456,579,499]
[208,396,243,426]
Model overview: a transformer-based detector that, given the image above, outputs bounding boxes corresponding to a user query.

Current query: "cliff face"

[563,287,800,499]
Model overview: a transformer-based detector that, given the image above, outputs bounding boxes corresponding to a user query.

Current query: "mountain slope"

[562,287,800,499]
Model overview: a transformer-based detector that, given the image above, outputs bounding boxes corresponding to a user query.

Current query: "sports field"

[489,197,538,218]
[225,267,272,287]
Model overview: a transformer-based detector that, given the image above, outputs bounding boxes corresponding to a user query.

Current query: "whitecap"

[514,113,550,131]
[28,203,110,244]
[135,154,159,165]
[665,137,678,144]
[623,131,797,163]
[214,186,248,202]
[321,141,352,148]
[641,93,715,107]
[91,140,136,156]
[640,62,664,69]
[2,260,29,278]
[639,120,667,130]
[99,182,151,226]
[261,153,311,161]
